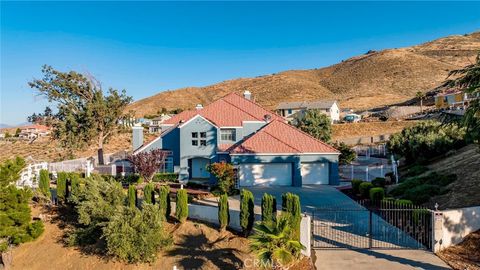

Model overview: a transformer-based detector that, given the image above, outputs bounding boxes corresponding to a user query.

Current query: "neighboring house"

[17,162,48,188]
[132,91,340,187]
[435,90,479,109]
[149,114,172,133]
[276,100,340,123]
[19,124,50,139]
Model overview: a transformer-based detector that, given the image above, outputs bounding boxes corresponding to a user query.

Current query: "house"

[132,91,340,187]
[19,124,50,139]
[435,90,479,109]
[276,100,340,123]
[148,114,172,133]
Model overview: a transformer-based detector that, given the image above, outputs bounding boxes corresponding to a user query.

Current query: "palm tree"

[249,215,305,268]
[416,91,426,113]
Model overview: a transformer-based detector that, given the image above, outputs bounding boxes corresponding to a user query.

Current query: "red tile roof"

[227,120,339,154]
[163,93,283,127]
[21,124,51,131]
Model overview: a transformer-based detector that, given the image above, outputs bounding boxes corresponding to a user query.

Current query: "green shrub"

[56,172,68,201]
[369,187,385,201]
[351,179,363,194]
[152,173,179,182]
[69,175,81,203]
[128,185,137,208]
[396,199,413,206]
[218,194,230,231]
[359,182,374,198]
[103,205,171,263]
[371,177,386,188]
[38,169,51,198]
[176,189,188,223]
[261,193,277,223]
[403,184,441,204]
[143,183,154,204]
[207,162,235,194]
[27,220,45,239]
[281,192,301,241]
[158,185,171,219]
[240,189,254,234]
[405,164,428,177]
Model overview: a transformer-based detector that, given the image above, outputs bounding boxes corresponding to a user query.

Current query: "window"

[220,129,236,141]
[192,140,198,146]
[200,140,207,146]
[287,109,293,114]
[200,132,207,138]
[192,132,198,138]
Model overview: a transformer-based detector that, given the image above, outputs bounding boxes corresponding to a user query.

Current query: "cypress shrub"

[56,172,68,201]
[261,193,276,223]
[359,182,374,198]
[351,179,363,194]
[70,175,80,199]
[39,169,51,198]
[158,185,171,219]
[371,177,386,188]
[240,189,254,234]
[218,194,230,231]
[281,192,301,240]
[369,187,385,201]
[143,183,155,204]
[176,189,188,223]
[128,185,137,208]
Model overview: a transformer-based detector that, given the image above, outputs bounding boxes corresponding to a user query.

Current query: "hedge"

[240,189,254,234]
[158,185,171,219]
[176,189,188,223]
[128,185,137,208]
[39,169,51,198]
[359,182,374,198]
[143,183,155,204]
[281,192,301,240]
[152,173,179,182]
[351,179,363,194]
[56,172,68,201]
[372,177,386,188]
[261,193,277,223]
[218,194,230,231]
[369,187,385,201]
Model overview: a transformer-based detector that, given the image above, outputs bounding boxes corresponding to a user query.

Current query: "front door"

[191,158,210,179]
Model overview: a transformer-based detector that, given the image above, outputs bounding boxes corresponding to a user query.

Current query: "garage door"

[301,162,329,184]
[238,163,292,186]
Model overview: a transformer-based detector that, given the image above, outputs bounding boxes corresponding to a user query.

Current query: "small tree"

[207,162,235,194]
[261,193,277,223]
[69,174,81,203]
[14,128,21,137]
[143,183,155,204]
[281,192,301,241]
[176,189,188,223]
[294,109,332,142]
[56,172,68,201]
[240,189,255,235]
[127,185,137,208]
[218,194,230,231]
[38,169,51,199]
[127,149,169,182]
[332,142,356,164]
[158,185,171,219]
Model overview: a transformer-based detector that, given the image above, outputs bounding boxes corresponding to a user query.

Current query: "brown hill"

[129,32,480,117]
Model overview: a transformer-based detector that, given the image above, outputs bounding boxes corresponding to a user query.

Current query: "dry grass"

[437,230,480,270]
[332,121,417,140]
[128,32,480,117]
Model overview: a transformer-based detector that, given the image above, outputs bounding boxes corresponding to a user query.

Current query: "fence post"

[366,166,369,182]
[369,210,373,248]
[380,165,383,178]
[351,165,354,180]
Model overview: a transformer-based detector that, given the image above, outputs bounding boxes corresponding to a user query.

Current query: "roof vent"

[243,90,252,100]
[195,104,203,110]
[264,114,272,123]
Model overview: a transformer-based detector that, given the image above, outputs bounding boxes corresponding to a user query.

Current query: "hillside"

[128,32,480,117]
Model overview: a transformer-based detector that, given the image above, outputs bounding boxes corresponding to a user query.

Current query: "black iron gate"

[312,200,433,250]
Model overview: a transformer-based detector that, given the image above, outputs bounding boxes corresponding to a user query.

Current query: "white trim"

[179,114,218,129]
[134,136,162,154]
[230,152,340,156]
[242,120,266,124]
[161,124,174,127]
[218,126,242,128]
[216,151,230,154]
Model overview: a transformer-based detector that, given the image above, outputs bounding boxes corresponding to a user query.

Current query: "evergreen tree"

[158,185,171,220]
[240,189,254,234]
[294,109,332,142]
[281,192,301,240]
[127,185,137,208]
[143,183,154,204]
[38,169,51,199]
[176,189,188,223]
[56,172,68,201]
[261,193,277,223]
[218,194,230,231]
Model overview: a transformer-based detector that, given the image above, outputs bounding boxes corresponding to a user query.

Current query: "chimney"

[195,104,203,110]
[132,123,144,151]
[243,90,252,100]
[264,114,272,123]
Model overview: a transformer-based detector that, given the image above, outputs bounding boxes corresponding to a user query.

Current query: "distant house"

[19,124,50,140]
[435,90,479,109]
[149,114,172,133]
[276,100,340,123]
[132,91,340,187]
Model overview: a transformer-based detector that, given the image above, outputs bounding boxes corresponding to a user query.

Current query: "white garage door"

[238,163,292,186]
[301,162,329,185]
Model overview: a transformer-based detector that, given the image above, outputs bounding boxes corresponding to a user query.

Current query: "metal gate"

[312,200,433,250]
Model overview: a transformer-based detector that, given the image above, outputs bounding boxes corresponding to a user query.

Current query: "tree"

[261,193,277,223]
[332,142,356,164]
[207,162,235,194]
[38,169,51,199]
[176,189,188,223]
[281,193,301,241]
[416,91,426,113]
[14,128,21,137]
[249,215,305,268]
[128,185,137,208]
[445,52,480,143]
[294,109,332,142]
[240,189,255,235]
[29,65,133,164]
[143,183,154,204]
[218,194,230,232]
[127,149,169,182]
[158,185,171,220]
[56,172,68,201]
[0,157,26,187]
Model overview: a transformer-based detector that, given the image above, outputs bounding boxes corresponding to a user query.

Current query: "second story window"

[220,129,236,141]
[200,132,207,138]
[192,132,198,138]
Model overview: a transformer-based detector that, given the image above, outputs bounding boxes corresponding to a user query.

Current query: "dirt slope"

[128,31,480,117]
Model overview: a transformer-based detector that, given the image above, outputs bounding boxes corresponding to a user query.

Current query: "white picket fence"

[339,155,399,182]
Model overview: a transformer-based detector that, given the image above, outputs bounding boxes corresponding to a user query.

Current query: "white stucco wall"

[434,206,480,252]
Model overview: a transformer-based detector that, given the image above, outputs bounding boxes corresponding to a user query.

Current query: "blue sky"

[1,1,480,126]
